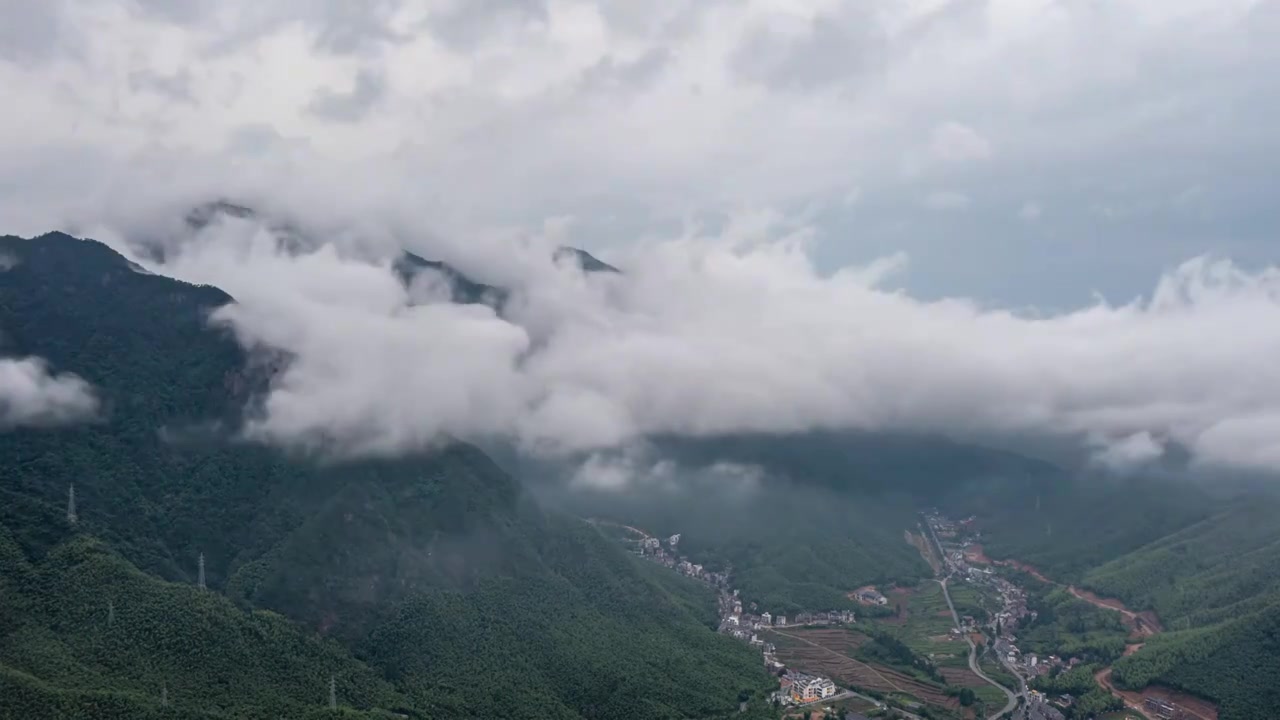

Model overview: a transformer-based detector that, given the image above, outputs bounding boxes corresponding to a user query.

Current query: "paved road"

[938,578,1019,719]
[922,517,1020,720]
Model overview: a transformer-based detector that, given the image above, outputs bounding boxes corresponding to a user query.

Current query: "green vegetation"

[533,475,929,615]
[961,475,1214,583]
[864,582,964,666]
[1082,502,1280,627]
[1031,664,1121,719]
[1018,585,1128,664]
[1112,600,1280,720]
[0,233,775,719]
[973,482,1280,720]
[855,627,944,684]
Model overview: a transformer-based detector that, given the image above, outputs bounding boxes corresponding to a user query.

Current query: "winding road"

[922,518,1021,719]
[938,578,1020,719]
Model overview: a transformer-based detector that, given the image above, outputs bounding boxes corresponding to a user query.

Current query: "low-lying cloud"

[0,356,99,428]
[92,208,1280,474]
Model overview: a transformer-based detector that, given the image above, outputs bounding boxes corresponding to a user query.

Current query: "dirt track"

[1095,667,1218,720]
[1066,586,1164,636]
[1001,558,1214,719]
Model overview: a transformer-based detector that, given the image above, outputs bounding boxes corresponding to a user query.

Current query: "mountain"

[0,232,774,719]
[553,246,620,274]
[392,250,509,308]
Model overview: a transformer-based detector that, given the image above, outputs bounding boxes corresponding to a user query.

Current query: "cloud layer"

[4,1,1280,472]
[82,207,1280,475]
[0,357,99,428]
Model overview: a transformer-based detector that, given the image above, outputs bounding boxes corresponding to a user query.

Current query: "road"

[938,578,1020,720]
[923,517,1021,720]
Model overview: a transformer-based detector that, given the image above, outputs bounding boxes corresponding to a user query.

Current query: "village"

[624,528,871,713]
[923,512,1205,720]
[602,515,1204,720]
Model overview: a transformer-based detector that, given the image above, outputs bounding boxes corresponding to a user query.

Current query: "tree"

[959,688,975,706]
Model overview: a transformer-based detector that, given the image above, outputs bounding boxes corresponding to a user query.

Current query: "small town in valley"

[922,512,1211,720]
[592,521,868,714]
[593,514,1213,720]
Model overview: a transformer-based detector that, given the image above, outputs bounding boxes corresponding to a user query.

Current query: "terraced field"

[768,627,959,710]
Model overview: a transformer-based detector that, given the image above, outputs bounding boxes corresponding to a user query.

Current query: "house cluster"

[774,672,838,705]
[925,511,1079,690]
[625,524,847,707]
[1018,691,1067,720]
[634,532,729,587]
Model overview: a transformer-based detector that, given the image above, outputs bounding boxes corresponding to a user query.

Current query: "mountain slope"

[0,231,773,719]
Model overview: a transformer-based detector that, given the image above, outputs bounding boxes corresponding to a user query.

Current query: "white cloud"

[4,1,1280,474]
[88,208,1280,476]
[1091,431,1165,469]
[0,356,99,428]
[1019,202,1042,221]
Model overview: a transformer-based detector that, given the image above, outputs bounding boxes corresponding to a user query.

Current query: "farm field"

[767,626,960,711]
[869,581,970,665]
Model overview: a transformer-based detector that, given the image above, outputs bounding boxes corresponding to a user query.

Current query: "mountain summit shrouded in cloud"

[37,200,1280,476]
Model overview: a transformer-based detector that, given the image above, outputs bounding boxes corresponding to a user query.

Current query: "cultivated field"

[767,626,959,710]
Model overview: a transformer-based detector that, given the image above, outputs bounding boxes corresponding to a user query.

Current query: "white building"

[792,677,838,702]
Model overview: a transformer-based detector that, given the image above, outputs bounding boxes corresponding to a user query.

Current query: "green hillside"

[1111,600,1280,719]
[531,472,930,615]
[1081,500,1280,627]
[0,232,774,719]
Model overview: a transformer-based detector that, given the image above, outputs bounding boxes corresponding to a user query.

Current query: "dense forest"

[0,233,775,719]
[1030,664,1121,719]
[527,466,930,615]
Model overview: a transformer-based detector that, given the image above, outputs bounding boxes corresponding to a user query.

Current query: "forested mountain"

[952,463,1280,719]
[0,232,774,719]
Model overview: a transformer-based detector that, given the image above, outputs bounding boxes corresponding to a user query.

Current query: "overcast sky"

[5,0,1280,476]
[3,0,1277,305]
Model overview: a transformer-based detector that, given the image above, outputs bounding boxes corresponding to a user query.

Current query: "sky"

[4,0,1280,475]
[2,0,1277,305]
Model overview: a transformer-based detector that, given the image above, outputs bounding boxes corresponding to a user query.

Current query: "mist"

[0,356,99,428]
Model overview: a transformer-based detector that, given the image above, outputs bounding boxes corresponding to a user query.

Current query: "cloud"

[80,206,1280,477]
[306,68,386,123]
[0,356,99,428]
[4,1,1280,473]
[1019,202,1043,221]
[1091,431,1165,469]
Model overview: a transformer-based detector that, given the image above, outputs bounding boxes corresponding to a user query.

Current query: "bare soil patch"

[993,558,1054,584]
[1095,668,1218,720]
[939,667,988,687]
[964,543,992,565]
[906,530,943,574]
[1068,586,1165,636]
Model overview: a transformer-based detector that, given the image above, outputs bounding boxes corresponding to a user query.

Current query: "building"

[775,615,787,627]
[761,612,772,625]
[857,590,888,606]
[790,676,838,702]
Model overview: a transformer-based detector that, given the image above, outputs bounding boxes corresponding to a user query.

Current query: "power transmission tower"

[197,552,206,590]
[67,483,77,525]
[161,683,169,708]
[329,675,337,710]
[107,598,115,627]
